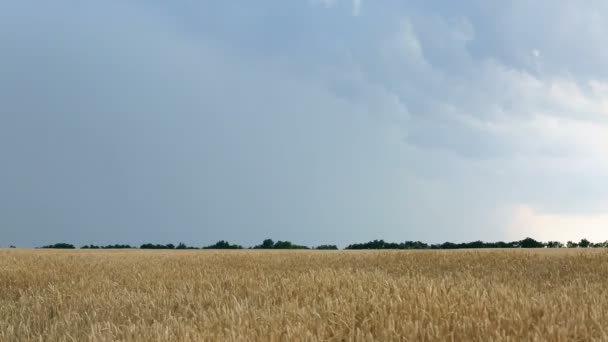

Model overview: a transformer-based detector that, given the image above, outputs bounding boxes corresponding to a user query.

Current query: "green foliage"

[346,240,432,250]
[139,243,198,249]
[203,240,243,249]
[346,238,548,250]
[519,237,545,248]
[315,245,339,250]
[274,241,309,249]
[41,243,76,249]
[82,244,134,249]
[254,239,309,249]
[104,244,134,249]
[33,237,605,251]
[546,241,564,248]
[140,243,175,250]
[259,239,275,249]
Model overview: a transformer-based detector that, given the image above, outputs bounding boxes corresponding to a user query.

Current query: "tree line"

[344,238,607,249]
[31,237,608,250]
[38,239,338,250]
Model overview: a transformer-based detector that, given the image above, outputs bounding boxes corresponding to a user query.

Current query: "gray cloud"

[1,0,607,247]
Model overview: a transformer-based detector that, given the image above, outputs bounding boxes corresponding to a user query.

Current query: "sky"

[1,0,608,247]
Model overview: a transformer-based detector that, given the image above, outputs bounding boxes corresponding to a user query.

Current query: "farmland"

[1,249,607,341]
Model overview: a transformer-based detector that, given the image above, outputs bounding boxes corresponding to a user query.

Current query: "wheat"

[0,248,607,341]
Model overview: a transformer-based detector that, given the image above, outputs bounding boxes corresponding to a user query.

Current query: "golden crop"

[1,248,607,341]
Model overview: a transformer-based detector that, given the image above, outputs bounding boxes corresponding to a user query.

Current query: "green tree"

[41,243,75,249]
[258,239,275,249]
[546,241,563,248]
[203,241,243,249]
[519,237,544,248]
[579,239,591,248]
[315,245,338,250]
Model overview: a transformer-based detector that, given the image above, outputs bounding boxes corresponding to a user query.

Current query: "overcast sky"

[1,0,608,247]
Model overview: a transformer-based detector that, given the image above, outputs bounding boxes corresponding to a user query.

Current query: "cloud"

[508,205,608,242]
[0,0,607,246]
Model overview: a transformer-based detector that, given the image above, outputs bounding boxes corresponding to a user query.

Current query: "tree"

[81,245,100,249]
[567,241,578,248]
[274,240,309,249]
[546,241,563,248]
[255,239,275,249]
[315,245,338,250]
[253,239,309,249]
[101,244,133,249]
[440,242,458,249]
[273,241,293,249]
[140,243,179,249]
[346,240,389,249]
[579,239,591,248]
[203,240,243,249]
[41,243,75,249]
[519,237,544,248]
[401,241,430,249]
[463,240,486,249]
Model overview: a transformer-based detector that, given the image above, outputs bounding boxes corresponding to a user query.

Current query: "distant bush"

[315,245,339,250]
[519,237,545,248]
[274,240,309,249]
[546,241,564,248]
[254,239,276,249]
[346,240,431,250]
[139,243,197,250]
[567,241,578,248]
[82,244,134,249]
[41,243,76,249]
[346,238,550,250]
[253,239,309,249]
[140,243,176,250]
[103,244,134,249]
[32,236,608,251]
[203,240,243,249]
[81,245,100,249]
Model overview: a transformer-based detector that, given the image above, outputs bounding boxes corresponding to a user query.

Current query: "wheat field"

[1,249,608,341]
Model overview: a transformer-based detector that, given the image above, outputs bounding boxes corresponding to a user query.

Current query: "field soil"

[1,249,607,341]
